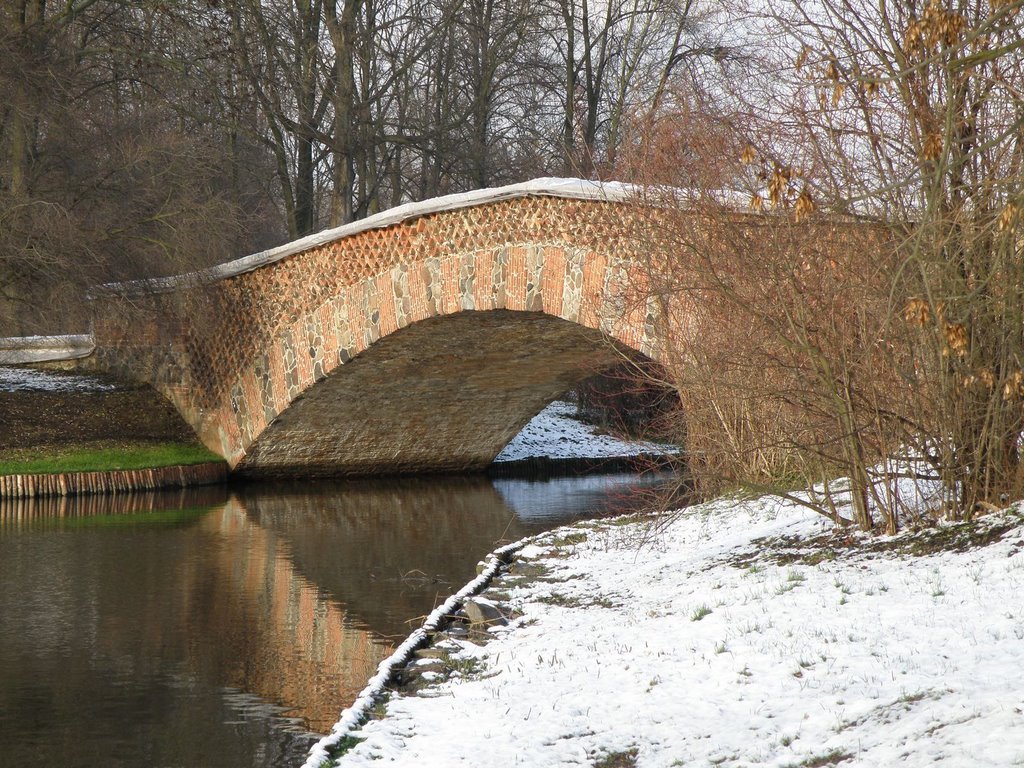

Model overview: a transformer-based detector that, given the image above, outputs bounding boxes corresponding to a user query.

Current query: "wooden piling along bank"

[0,462,227,499]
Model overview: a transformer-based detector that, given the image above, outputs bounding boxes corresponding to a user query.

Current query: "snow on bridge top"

[91,178,652,298]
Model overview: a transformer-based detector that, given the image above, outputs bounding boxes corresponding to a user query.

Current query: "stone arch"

[228,244,661,475]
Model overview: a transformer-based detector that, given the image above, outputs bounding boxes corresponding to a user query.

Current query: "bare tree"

[0,0,278,333]
[743,0,1024,519]
[626,0,1024,530]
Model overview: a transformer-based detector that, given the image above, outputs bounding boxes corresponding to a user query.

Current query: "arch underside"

[234,310,639,478]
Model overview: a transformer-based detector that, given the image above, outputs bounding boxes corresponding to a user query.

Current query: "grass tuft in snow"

[591,747,639,768]
[792,748,853,766]
[439,652,483,679]
[690,604,713,621]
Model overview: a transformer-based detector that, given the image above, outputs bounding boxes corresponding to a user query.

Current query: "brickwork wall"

[89,195,662,472]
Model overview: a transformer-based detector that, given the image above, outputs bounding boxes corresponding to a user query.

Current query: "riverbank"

[0,366,197,450]
[0,461,227,499]
[331,494,1024,767]
[0,364,228,497]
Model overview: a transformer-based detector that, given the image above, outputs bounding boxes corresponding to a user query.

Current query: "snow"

[329,493,1024,767]
[91,178,645,298]
[91,177,750,298]
[494,400,676,462]
[0,365,117,393]
[0,335,94,364]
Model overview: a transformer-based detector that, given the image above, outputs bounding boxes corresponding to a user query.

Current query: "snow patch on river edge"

[332,495,1024,767]
[495,400,677,462]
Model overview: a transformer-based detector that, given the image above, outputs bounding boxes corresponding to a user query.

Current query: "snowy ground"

[333,494,1024,767]
[0,365,116,393]
[495,400,676,462]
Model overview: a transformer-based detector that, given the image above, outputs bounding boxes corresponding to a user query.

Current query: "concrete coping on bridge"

[0,335,96,364]
[88,177,652,299]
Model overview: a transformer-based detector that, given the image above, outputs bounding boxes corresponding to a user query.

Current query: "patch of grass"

[440,652,483,678]
[549,531,589,547]
[799,548,839,565]
[604,513,648,527]
[591,747,639,768]
[722,507,1024,569]
[798,749,853,767]
[900,517,1022,555]
[690,604,713,621]
[897,690,931,705]
[0,441,222,475]
[498,561,555,586]
[369,694,390,719]
[536,592,617,609]
[320,734,365,764]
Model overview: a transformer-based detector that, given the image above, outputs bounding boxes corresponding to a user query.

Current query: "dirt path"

[1,385,196,451]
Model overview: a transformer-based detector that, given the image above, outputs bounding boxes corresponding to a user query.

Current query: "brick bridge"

[81,179,673,476]
[80,178,867,477]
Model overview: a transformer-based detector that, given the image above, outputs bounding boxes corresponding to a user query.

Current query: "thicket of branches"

[1,0,727,334]
[630,0,1024,530]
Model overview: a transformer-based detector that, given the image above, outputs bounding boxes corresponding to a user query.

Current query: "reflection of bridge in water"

[237,472,667,636]
[0,488,390,736]
[198,497,391,733]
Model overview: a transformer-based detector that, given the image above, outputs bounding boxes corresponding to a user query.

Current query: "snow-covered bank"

[495,400,676,462]
[334,496,1024,767]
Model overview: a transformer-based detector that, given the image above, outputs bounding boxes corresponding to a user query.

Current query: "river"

[0,472,668,768]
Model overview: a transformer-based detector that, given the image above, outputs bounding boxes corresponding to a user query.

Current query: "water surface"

[0,473,666,767]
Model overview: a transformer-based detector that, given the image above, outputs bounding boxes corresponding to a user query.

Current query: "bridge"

[3,178,871,477]
[74,179,670,476]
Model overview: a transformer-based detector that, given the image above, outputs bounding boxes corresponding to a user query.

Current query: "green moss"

[0,441,222,476]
